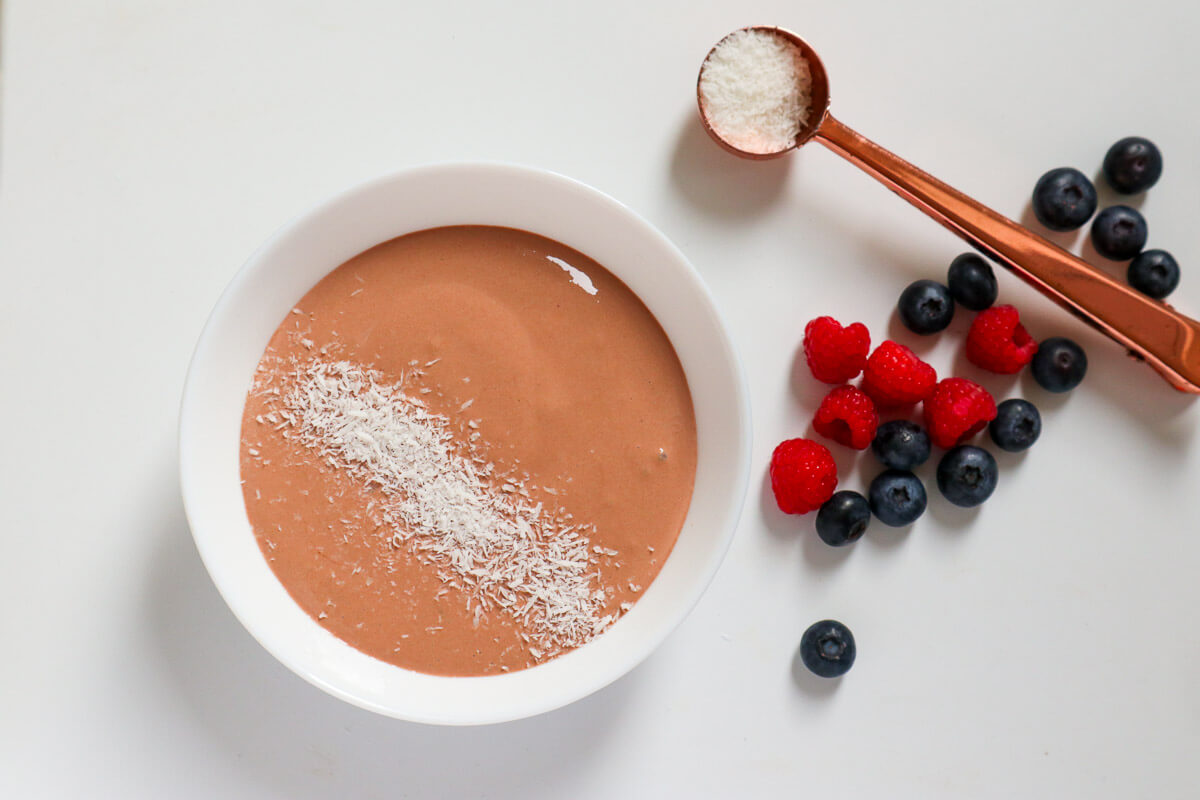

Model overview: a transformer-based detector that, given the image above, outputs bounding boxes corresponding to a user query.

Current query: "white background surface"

[2,0,1198,797]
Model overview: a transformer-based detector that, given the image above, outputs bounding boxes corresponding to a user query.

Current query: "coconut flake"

[274,358,613,658]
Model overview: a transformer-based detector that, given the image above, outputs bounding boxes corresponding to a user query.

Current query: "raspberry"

[803,317,871,384]
[813,385,879,450]
[769,438,839,515]
[860,341,937,408]
[965,304,1038,374]
[923,377,998,449]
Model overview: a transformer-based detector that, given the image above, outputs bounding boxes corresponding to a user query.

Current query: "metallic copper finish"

[697,26,1200,393]
[813,117,1200,393]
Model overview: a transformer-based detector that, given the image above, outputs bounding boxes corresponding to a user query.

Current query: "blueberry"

[898,280,955,335]
[871,420,932,471]
[1031,336,1087,393]
[947,253,998,311]
[1127,249,1180,299]
[989,399,1042,452]
[1103,137,1163,194]
[1091,205,1147,261]
[799,619,856,678]
[1031,167,1098,231]
[936,445,999,507]
[815,491,871,547]
[868,469,927,527]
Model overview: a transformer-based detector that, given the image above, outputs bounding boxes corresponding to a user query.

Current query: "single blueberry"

[1127,249,1180,299]
[871,420,932,471]
[868,469,927,527]
[989,399,1041,452]
[1103,137,1163,194]
[898,280,955,335]
[799,619,856,678]
[815,491,871,547]
[936,445,999,507]
[1031,337,1087,393]
[1031,167,1098,231]
[947,253,998,311]
[1091,205,1147,261]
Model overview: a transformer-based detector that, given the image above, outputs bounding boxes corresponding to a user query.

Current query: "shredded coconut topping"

[274,359,613,659]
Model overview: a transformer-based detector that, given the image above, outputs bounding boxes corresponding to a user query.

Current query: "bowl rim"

[178,161,752,724]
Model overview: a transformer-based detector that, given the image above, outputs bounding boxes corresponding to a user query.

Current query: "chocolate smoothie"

[240,226,697,676]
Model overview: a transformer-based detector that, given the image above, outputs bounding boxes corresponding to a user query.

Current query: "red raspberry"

[966,304,1038,374]
[923,377,998,449]
[803,316,871,384]
[769,438,838,515]
[860,341,938,408]
[813,385,879,450]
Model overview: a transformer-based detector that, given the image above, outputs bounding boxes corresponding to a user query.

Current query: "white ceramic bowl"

[179,163,751,725]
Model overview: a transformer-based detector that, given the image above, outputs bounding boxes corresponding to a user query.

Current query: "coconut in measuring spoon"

[697,28,816,157]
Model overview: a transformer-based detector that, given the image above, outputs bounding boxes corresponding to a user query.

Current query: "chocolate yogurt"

[240,225,697,676]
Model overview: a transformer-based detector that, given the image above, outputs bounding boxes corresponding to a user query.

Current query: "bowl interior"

[179,163,751,725]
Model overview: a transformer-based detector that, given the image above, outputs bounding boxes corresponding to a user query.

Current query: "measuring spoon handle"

[814,114,1200,394]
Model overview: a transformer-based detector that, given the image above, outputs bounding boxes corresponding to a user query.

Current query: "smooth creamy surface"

[239,226,697,676]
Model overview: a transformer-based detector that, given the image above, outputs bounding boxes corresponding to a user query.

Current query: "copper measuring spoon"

[698,26,1200,394]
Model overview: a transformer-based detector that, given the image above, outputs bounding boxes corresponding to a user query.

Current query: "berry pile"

[782,267,1082,680]
[770,253,1090,550]
[786,135,1183,680]
[1032,136,1181,300]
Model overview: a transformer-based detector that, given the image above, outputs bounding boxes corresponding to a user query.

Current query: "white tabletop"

[4,1,1198,797]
